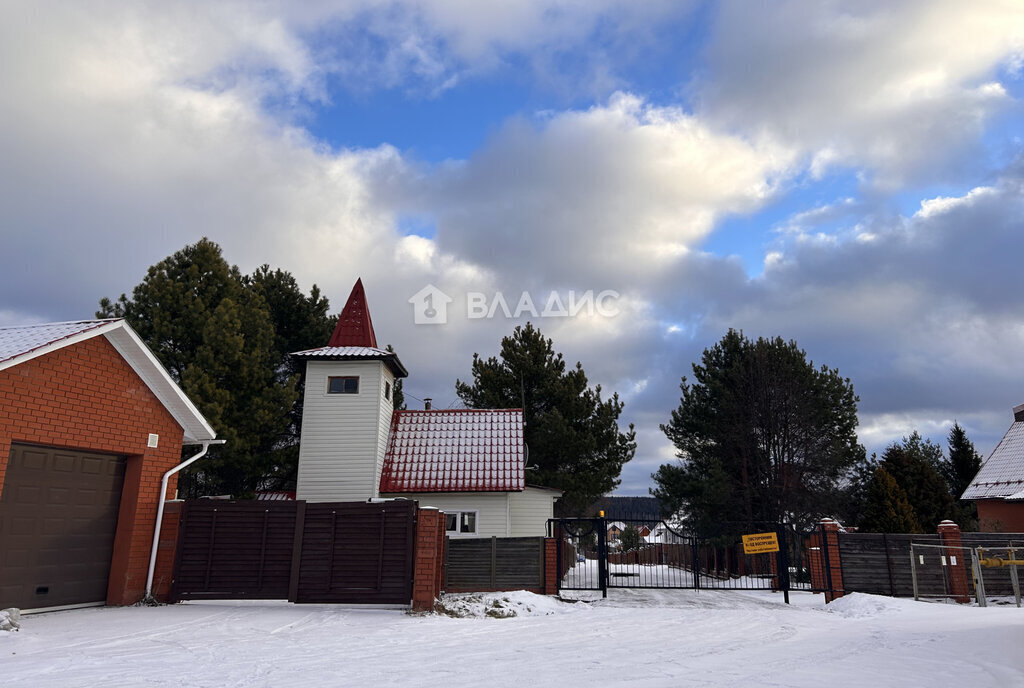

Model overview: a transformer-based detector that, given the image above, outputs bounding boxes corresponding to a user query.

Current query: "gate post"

[597,516,608,598]
[411,507,446,612]
[937,520,970,604]
[776,525,790,605]
[818,519,844,603]
[543,537,559,595]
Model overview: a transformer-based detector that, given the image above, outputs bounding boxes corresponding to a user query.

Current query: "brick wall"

[411,508,446,611]
[0,335,186,605]
[976,499,1024,532]
[543,538,558,595]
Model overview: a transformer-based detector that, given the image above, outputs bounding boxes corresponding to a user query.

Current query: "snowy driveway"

[2,590,1022,687]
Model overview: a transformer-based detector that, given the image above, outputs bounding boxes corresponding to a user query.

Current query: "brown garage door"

[0,444,126,610]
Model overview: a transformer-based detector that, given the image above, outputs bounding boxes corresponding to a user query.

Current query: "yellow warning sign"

[741,532,779,554]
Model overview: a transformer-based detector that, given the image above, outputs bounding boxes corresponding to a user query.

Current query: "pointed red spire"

[328,279,378,348]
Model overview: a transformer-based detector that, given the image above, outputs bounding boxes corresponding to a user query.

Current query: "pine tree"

[653,330,864,531]
[244,265,335,488]
[859,467,922,533]
[455,323,636,515]
[98,238,240,381]
[98,239,329,496]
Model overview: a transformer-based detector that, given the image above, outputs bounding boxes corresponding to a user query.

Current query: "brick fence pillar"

[543,537,558,595]
[820,519,844,603]
[151,500,183,602]
[412,508,446,612]
[937,520,971,604]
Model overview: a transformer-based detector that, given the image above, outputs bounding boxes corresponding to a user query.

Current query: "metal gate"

[549,518,830,601]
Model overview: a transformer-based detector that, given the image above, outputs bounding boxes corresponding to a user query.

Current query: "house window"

[445,511,477,536]
[327,376,359,394]
[384,381,391,401]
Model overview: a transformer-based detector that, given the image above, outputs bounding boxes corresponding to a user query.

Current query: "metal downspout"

[144,439,226,599]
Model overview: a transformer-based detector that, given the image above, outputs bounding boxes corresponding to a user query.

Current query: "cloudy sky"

[3,1,1024,495]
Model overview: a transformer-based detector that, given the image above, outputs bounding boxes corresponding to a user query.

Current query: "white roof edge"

[0,318,216,444]
[102,324,217,443]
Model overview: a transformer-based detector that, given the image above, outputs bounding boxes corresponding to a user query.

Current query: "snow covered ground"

[2,590,1022,687]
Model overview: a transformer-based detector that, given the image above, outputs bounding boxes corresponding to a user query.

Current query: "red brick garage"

[0,320,215,610]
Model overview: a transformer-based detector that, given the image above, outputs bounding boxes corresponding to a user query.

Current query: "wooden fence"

[838,530,1024,599]
[838,533,943,597]
[171,499,416,605]
[445,537,545,592]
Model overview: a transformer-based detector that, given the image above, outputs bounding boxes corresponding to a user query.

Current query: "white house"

[293,279,561,537]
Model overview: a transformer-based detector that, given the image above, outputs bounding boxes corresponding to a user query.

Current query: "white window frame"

[445,510,478,537]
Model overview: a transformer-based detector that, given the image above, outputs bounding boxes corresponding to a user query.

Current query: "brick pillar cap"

[937,520,959,528]
[419,506,440,511]
[819,518,838,524]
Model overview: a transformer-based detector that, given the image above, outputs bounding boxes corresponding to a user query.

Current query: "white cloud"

[389,92,796,288]
[702,1,1024,186]
[914,186,997,219]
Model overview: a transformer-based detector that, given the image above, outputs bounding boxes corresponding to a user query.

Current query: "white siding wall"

[509,487,560,537]
[374,367,396,493]
[382,493,511,537]
[296,360,389,502]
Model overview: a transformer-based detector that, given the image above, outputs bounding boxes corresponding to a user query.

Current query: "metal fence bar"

[972,549,987,607]
[910,545,919,601]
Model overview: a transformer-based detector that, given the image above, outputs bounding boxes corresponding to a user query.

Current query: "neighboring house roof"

[290,279,408,378]
[256,490,297,501]
[379,409,525,493]
[0,319,216,444]
[962,407,1024,501]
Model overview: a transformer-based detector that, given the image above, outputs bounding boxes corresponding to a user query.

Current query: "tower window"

[327,376,359,394]
[384,381,392,401]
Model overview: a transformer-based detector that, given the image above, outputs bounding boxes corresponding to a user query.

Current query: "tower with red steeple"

[291,279,407,502]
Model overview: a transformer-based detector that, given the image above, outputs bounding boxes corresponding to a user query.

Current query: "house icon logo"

[408,284,453,325]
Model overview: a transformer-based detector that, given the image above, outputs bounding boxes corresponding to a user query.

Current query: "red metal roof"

[255,490,297,501]
[328,278,377,348]
[379,409,525,493]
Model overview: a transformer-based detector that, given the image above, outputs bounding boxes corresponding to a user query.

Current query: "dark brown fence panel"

[838,533,943,597]
[292,501,416,604]
[445,537,544,592]
[171,501,298,601]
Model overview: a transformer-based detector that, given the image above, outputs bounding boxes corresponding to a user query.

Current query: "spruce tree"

[455,323,636,515]
[618,524,643,552]
[945,422,983,528]
[859,467,922,533]
[878,432,957,531]
[946,422,983,499]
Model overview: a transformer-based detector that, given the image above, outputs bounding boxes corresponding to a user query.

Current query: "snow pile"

[825,593,907,618]
[435,591,576,618]
[0,608,20,632]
